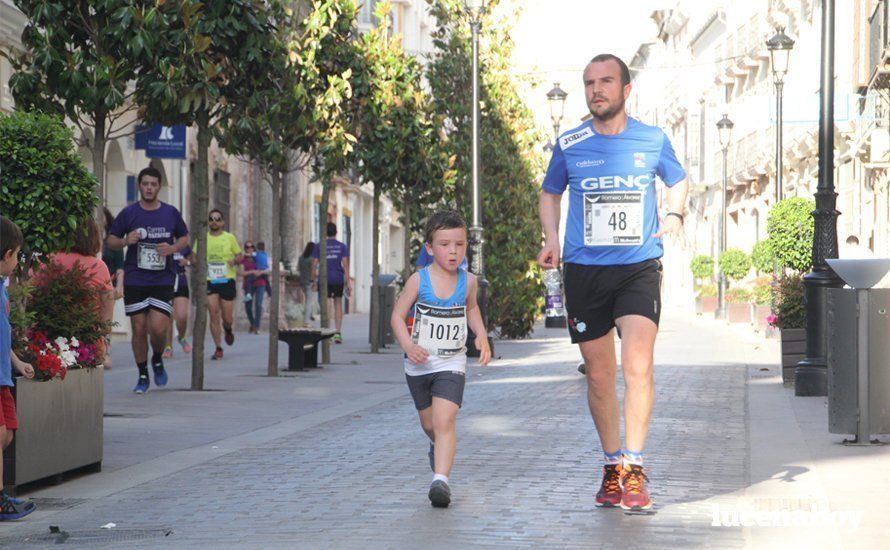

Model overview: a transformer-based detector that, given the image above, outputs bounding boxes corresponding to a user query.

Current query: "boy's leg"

[417,407,434,441]
[431,396,460,477]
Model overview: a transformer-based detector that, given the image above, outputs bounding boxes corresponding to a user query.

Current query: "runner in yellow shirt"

[202,209,243,360]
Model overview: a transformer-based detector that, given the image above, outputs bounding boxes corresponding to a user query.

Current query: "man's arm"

[653,179,689,238]
[342,257,351,296]
[537,191,562,269]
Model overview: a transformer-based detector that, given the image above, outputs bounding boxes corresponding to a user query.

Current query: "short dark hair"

[424,210,467,243]
[137,166,163,185]
[69,217,102,257]
[209,208,224,219]
[256,241,265,251]
[589,53,631,87]
[326,222,337,237]
[0,216,24,260]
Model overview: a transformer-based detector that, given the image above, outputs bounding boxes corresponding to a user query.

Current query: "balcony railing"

[869,0,890,89]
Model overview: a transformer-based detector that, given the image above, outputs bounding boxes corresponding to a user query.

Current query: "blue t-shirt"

[253,250,270,270]
[1,281,13,387]
[541,117,686,266]
[108,201,189,286]
[311,239,349,285]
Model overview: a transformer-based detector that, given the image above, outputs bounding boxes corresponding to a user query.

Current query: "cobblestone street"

[0,311,884,548]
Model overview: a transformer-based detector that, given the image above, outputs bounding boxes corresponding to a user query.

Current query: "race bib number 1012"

[411,303,467,357]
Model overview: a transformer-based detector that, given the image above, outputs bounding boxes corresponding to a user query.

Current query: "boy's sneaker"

[133,375,150,394]
[224,325,235,346]
[428,443,435,472]
[162,345,173,359]
[244,293,253,303]
[428,480,451,508]
[333,332,342,344]
[595,464,623,507]
[151,359,168,387]
[0,493,36,520]
[179,337,192,353]
[620,464,652,511]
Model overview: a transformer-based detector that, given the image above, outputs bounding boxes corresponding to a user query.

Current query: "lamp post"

[546,82,568,142]
[797,0,841,396]
[715,114,734,320]
[767,27,794,204]
[464,0,488,356]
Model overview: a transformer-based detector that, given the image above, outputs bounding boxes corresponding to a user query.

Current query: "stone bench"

[277,328,338,371]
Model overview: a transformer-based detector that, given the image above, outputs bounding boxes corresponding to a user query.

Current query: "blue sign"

[135,123,186,159]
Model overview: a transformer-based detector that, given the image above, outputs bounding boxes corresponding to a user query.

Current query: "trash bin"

[826,259,890,443]
[370,274,400,347]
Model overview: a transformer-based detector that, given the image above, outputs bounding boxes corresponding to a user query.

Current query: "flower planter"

[780,328,806,386]
[2,368,103,493]
[727,302,750,323]
[753,305,772,330]
[696,296,717,314]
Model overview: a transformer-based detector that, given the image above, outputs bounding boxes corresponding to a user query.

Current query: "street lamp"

[464,0,488,356]
[767,27,794,204]
[715,114,734,321]
[797,0,841,396]
[546,82,568,140]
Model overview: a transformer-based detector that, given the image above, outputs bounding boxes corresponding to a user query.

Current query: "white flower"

[70,338,80,348]
[54,337,69,352]
[60,350,77,367]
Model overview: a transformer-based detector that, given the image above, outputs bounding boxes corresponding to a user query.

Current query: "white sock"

[432,473,449,484]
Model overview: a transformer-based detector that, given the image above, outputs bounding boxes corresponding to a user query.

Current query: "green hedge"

[767,197,814,272]
[751,240,774,274]
[719,248,751,282]
[690,254,715,281]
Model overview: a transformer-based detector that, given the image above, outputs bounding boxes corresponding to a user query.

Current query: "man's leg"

[221,297,235,344]
[174,297,189,341]
[614,315,658,454]
[333,296,343,333]
[579,330,621,455]
[207,293,223,349]
[147,309,170,357]
[130,312,149,364]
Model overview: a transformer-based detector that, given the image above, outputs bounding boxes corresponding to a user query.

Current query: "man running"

[537,54,688,511]
[163,246,193,359]
[107,166,190,394]
[202,209,242,360]
[312,222,351,343]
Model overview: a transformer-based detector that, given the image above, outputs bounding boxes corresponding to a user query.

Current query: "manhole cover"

[4,526,173,545]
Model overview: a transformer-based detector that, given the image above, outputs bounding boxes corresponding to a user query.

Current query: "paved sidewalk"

[0,309,886,548]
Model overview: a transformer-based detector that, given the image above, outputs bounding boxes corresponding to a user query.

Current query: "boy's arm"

[466,274,491,366]
[11,350,35,379]
[390,273,428,365]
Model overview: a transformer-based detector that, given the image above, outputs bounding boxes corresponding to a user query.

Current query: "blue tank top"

[416,266,467,309]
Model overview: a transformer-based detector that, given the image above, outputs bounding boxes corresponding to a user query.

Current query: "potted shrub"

[751,240,775,275]
[691,255,715,313]
[769,273,807,385]
[751,276,774,333]
[719,248,751,321]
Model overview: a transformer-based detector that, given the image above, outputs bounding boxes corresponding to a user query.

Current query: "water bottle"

[544,268,565,318]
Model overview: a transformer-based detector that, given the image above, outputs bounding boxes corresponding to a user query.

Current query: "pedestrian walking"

[537,54,688,512]
[239,241,270,333]
[312,223,351,343]
[106,166,190,394]
[101,207,124,369]
[198,209,242,360]
[163,245,193,358]
[0,216,37,520]
[298,242,317,325]
[391,211,491,508]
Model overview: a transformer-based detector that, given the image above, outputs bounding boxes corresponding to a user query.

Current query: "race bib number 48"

[137,243,166,271]
[583,191,644,246]
[412,303,467,357]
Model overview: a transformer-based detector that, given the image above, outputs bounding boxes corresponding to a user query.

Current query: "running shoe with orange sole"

[211,347,224,360]
[620,464,652,511]
[595,464,623,508]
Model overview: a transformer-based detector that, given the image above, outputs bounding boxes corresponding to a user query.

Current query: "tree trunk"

[370,183,381,353]
[190,112,211,391]
[267,169,283,377]
[401,197,412,282]
[91,113,107,227]
[319,177,331,364]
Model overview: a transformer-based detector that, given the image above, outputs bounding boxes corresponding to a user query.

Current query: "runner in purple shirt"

[106,166,189,394]
[311,222,351,342]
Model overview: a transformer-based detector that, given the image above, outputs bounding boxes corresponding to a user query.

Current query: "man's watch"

[665,212,684,224]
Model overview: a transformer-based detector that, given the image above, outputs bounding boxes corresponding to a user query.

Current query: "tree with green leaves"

[426,0,546,338]
[133,0,280,390]
[0,111,97,280]
[767,197,815,273]
[217,0,359,375]
[4,1,156,222]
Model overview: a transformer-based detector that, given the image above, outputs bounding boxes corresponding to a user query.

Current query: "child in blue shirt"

[0,216,36,520]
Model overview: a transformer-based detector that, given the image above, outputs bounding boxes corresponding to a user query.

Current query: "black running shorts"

[207,279,237,301]
[563,259,663,343]
[124,285,174,317]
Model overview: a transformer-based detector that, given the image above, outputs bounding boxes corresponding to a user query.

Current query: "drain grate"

[3,526,174,545]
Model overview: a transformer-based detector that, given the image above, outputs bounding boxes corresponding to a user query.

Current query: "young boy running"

[391,211,491,508]
[0,216,37,520]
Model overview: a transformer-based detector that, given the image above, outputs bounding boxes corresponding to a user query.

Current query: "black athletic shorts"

[173,275,189,299]
[405,371,466,410]
[124,285,174,317]
[327,283,344,298]
[563,259,663,343]
[207,279,237,301]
